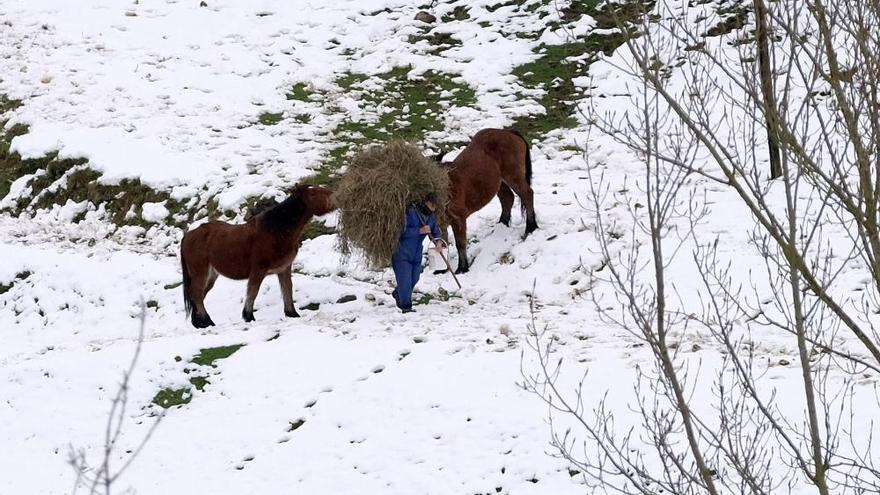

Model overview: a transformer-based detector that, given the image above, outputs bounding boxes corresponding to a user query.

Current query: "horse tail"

[180,243,193,319]
[508,129,532,185]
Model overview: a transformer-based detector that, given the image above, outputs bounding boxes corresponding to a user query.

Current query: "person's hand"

[433,239,445,251]
[419,225,431,234]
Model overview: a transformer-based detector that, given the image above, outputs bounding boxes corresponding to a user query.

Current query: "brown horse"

[438,128,537,273]
[180,184,335,328]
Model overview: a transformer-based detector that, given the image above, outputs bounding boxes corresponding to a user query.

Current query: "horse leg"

[186,259,216,329]
[277,265,299,318]
[242,270,267,322]
[204,266,219,295]
[497,184,514,227]
[508,179,538,237]
[451,218,470,274]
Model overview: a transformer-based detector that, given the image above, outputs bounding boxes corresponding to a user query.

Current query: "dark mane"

[259,186,310,234]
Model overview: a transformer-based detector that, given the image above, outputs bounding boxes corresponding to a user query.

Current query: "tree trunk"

[754,0,782,179]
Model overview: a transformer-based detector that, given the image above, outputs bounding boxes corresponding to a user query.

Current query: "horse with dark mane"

[437,128,537,273]
[180,184,335,328]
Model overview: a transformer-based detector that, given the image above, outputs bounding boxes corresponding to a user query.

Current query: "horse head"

[289,183,335,216]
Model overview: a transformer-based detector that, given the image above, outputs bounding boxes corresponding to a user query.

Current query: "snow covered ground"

[1,0,878,494]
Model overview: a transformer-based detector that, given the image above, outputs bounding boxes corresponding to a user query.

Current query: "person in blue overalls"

[391,193,445,313]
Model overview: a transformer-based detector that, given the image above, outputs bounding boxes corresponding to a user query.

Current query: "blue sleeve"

[429,214,441,240]
[401,208,421,238]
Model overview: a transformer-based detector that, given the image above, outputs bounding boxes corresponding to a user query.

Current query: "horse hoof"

[454,268,469,275]
[242,311,255,323]
[191,314,215,328]
[285,310,300,318]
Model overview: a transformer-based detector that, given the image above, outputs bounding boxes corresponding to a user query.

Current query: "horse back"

[447,129,529,212]
[182,221,258,280]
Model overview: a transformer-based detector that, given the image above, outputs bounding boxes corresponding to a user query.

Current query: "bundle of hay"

[333,140,449,268]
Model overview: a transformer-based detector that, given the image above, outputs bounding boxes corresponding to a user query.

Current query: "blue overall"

[392,206,442,310]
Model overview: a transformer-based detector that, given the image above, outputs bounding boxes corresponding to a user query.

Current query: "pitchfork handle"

[437,249,462,289]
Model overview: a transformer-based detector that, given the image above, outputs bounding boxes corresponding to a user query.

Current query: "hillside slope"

[1,0,877,494]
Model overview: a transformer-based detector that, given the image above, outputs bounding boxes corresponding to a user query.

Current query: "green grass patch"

[486,0,532,12]
[0,96,293,232]
[0,270,31,295]
[300,163,342,189]
[408,29,463,55]
[510,1,653,141]
[554,0,653,28]
[326,66,476,171]
[704,1,750,38]
[12,161,193,229]
[258,111,284,126]
[0,96,196,229]
[188,375,209,392]
[286,83,312,101]
[301,220,336,240]
[1,96,32,201]
[191,344,246,367]
[152,387,192,408]
[152,343,245,409]
[441,5,471,22]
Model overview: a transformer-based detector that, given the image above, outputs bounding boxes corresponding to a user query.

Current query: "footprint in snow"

[234,455,255,470]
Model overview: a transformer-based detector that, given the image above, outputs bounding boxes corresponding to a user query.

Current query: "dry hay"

[333,140,449,268]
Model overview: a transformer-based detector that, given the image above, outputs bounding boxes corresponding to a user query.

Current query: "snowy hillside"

[2,0,878,494]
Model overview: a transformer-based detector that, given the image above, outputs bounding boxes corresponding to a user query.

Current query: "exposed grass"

[0,96,202,229]
[0,270,31,295]
[27,165,190,228]
[152,344,245,409]
[152,387,192,408]
[258,111,285,126]
[408,27,463,55]
[554,0,654,29]
[191,344,246,367]
[486,0,532,13]
[326,66,476,171]
[441,5,471,22]
[301,220,336,240]
[1,96,31,201]
[299,157,344,189]
[510,0,653,141]
[286,82,312,101]
[704,1,750,38]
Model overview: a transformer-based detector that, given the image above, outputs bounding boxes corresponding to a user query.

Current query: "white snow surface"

[1,1,878,494]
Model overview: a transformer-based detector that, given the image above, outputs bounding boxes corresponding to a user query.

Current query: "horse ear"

[287,182,310,194]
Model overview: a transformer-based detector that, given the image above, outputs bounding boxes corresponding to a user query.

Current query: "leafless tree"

[69,303,163,495]
[524,1,880,493]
